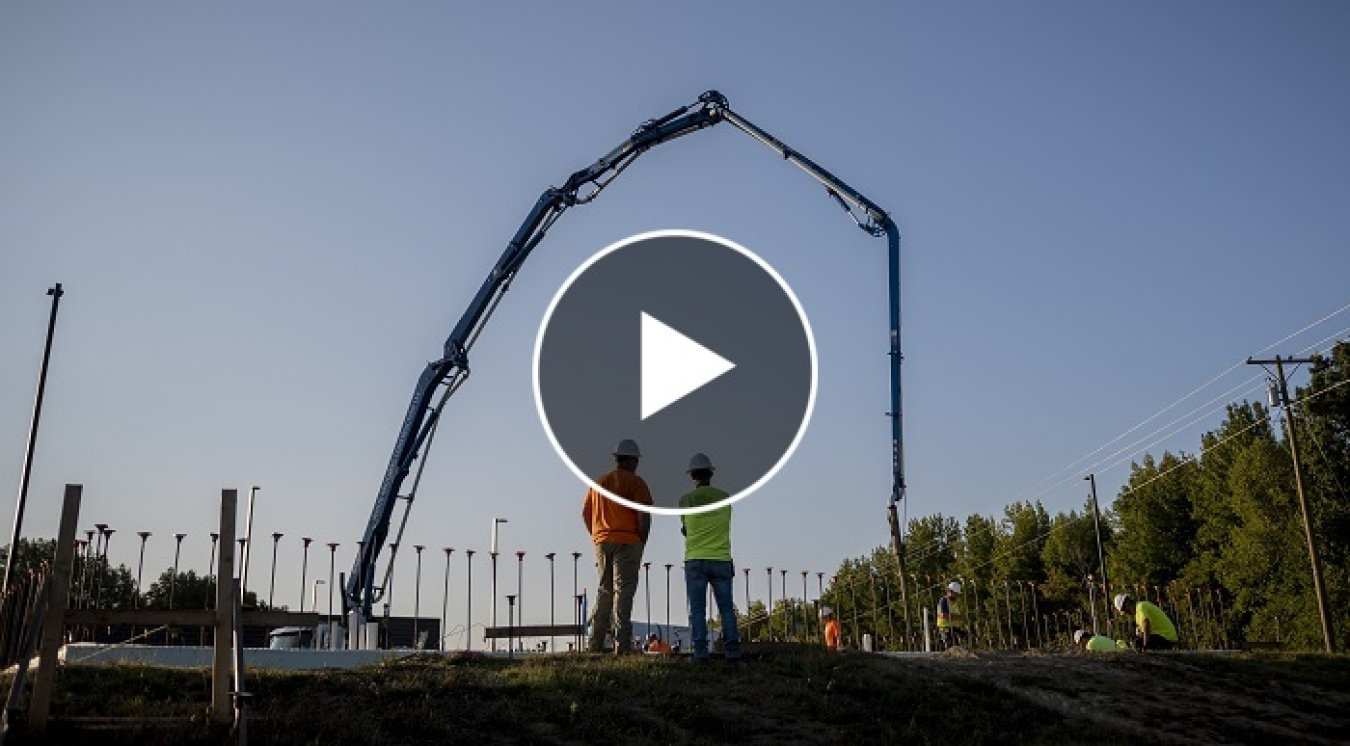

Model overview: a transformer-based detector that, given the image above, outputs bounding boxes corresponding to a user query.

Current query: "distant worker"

[1114,594,1178,651]
[936,581,966,649]
[582,438,654,654]
[645,633,672,654]
[679,453,742,663]
[822,606,842,651]
[1073,629,1126,652]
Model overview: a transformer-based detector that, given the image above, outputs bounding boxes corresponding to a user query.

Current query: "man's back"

[583,468,653,543]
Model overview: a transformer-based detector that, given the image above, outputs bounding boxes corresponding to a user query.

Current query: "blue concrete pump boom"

[344,90,912,645]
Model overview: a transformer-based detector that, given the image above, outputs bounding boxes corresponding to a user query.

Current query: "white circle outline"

[531,229,818,516]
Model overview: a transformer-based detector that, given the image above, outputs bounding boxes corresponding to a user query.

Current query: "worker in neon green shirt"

[679,453,741,663]
[1114,594,1178,651]
[1073,629,1126,652]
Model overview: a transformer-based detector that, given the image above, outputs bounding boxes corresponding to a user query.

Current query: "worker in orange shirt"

[582,439,654,654]
[822,606,842,651]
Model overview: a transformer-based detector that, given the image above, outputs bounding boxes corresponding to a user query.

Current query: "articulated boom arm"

[345,91,910,643]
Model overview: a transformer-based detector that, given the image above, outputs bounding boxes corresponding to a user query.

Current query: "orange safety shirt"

[824,619,842,650]
[582,468,654,544]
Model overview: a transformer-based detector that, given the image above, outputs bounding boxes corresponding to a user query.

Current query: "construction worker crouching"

[936,581,966,649]
[1073,628,1126,652]
[1114,594,1178,651]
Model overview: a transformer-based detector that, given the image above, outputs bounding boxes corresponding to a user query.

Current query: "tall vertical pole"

[299,538,312,612]
[442,548,454,651]
[327,543,339,636]
[1248,355,1335,653]
[465,550,475,651]
[135,532,151,607]
[802,572,809,643]
[766,567,774,639]
[207,533,219,609]
[414,545,424,647]
[546,552,556,653]
[210,489,237,725]
[669,564,676,638]
[170,533,185,609]
[240,486,258,604]
[643,562,652,637]
[1085,473,1109,627]
[515,550,525,629]
[3,284,65,597]
[268,532,283,608]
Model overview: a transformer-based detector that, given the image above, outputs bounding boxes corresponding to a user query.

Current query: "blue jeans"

[685,559,740,660]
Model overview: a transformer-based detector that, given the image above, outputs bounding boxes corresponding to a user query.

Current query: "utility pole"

[1248,355,1335,653]
[4,283,65,597]
[1085,473,1109,634]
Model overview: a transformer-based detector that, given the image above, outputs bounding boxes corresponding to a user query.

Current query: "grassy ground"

[4,647,1348,744]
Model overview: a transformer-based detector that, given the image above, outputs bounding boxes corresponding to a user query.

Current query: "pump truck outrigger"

[341,90,914,648]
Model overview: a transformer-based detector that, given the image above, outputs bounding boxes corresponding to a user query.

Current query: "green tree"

[1111,453,1199,585]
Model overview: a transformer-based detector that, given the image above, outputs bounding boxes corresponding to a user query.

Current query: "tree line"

[809,342,1350,651]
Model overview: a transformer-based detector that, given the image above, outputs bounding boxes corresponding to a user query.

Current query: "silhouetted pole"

[1085,473,1109,623]
[1249,355,1336,653]
[268,532,283,608]
[327,542,339,626]
[414,545,425,647]
[95,526,114,609]
[4,283,64,597]
[299,538,312,612]
[516,550,525,626]
[643,562,652,634]
[207,533,219,609]
[546,552,556,652]
[766,567,774,638]
[465,550,476,651]
[442,547,454,652]
[170,533,186,609]
[135,532,151,607]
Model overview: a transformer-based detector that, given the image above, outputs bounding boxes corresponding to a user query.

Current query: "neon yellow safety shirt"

[679,485,732,561]
[1086,635,1124,652]
[1136,600,1178,642]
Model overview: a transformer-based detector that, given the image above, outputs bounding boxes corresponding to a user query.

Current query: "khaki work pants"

[587,541,645,653]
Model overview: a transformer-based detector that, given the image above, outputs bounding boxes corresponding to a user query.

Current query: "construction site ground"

[7,646,1348,744]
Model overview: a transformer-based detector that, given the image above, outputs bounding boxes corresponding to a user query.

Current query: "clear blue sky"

[3,3,1348,642]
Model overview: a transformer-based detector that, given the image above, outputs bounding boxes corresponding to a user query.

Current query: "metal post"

[442,547,454,652]
[414,545,424,648]
[741,567,751,636]
[3,283,64,598]
[170,533,185,610]
[766,567,774,639]
[207,533,219,609]
[572,551,581,652]
[96,527,113,611]
[546,553,556,653]
[241,486,258,603]
[489,552,498,651]
[643,562,651,637]
[327,542,338,641]
[299,538,312,613]
[793,571,804,642]
[515,550,525,629]
[465,550,475,651]
[268,532,282,608]
[135,532,151,607]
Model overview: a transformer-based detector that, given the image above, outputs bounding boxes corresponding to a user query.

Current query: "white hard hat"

[947,581,962,594]
[1113,594,1130,613]
[612,439,642,458]
[687,453,715,472]
[820,605,833,617]
[1073,629,1088,645]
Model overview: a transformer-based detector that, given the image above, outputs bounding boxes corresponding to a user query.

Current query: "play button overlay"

[533,230,816,515]
[641,312,736,420]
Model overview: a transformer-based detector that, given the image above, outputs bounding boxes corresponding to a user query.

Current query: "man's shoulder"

[681,485,730,507]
